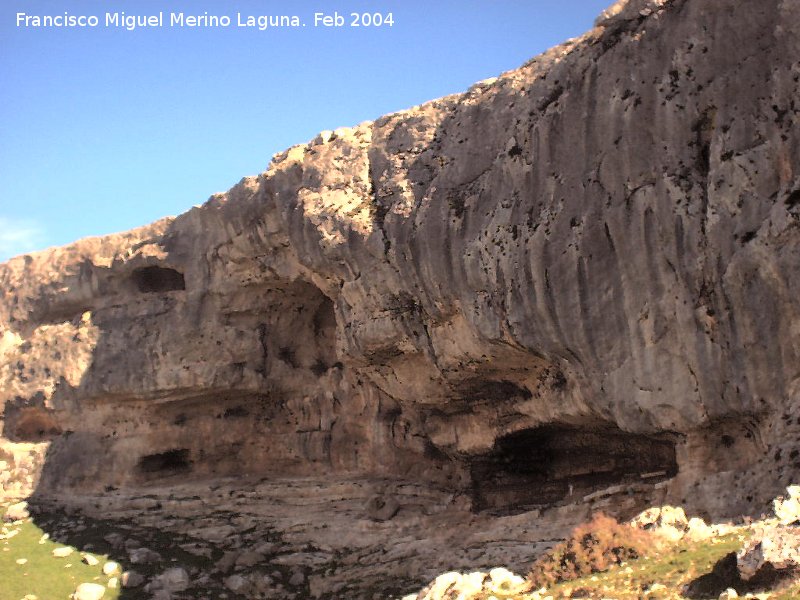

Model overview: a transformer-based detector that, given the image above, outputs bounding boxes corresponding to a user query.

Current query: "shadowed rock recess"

[2,0,800,596]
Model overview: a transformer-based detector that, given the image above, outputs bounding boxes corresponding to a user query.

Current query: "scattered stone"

[103,533,124,549]
[156,567,190,592]
[121,570,145,588]
[719,588,738,600]
[128,546,162,564]
[81,553,99,566]
[52,547,74,558]
[225,574,248,593]
[737,524,800,580]
[15,557,27,565]
[686,517,715,541]
[107,577,118,589]
[71,583,105,600]
[4,501,29,522]
[364,494,400,521]
[773,484,800,525]
[415,568,530,600]
[486,567,529,595]
[215,551,238,574]
[235,549,264,568]
[102,561,121,576]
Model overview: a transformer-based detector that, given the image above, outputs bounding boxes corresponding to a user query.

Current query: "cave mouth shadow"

[468,422,678,515]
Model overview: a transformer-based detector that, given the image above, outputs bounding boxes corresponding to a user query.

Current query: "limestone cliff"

[2,0,800,596]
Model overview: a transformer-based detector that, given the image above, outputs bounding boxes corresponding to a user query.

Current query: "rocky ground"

[4,487,800,599]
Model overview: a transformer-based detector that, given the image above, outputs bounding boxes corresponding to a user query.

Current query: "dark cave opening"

[137,449,192,476]
[131,266,186,293]
[6,410,63,442]
[469,424,677,514]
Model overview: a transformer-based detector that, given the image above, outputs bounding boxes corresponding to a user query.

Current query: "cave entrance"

[470,424,677,514]
[131,266,186,293]
[137,449,192,477]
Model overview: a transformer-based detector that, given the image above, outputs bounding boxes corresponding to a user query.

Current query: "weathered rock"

[3,0,800,596]
[4,501,29,521]
[150,567,190,592]
[71,583,105,600]
[52,546,74,558]
[102,561,121,576]
[121,570,145,588]
[81,553,99,566]
[128,546,162,564]
[414,568,530,600]
[224,574,248,594]
[773,484,800,525]
[737,524,800,581]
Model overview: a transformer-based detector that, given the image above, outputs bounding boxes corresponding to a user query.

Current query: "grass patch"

[0,503,120,600]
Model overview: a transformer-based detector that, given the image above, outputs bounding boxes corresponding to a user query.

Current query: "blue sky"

[0,0,611,261]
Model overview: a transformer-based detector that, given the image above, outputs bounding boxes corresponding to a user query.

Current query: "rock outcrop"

[2,0,800,596]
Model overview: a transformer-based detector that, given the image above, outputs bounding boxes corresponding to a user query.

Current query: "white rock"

[52,547,74,558]
[737,525,800,580]
[16,557,28,565]
[485,567,529,596]
[72,582,105,600]
[81,553,99,566]
[102,561,121,576]
[686,517,714,541]
[773,484,800,525]
[107,577,118,589]
[4,501,29,522]
[719,588,738,599]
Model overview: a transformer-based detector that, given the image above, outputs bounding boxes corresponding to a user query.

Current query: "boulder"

[72,583,105,600]
[4,501,29,522]
[121,570,145,588]
[102,561,121,576]
[737,524,800,580]
[773,484,800,525]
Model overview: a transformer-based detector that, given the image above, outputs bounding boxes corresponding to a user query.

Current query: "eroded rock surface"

[2,0,800,596]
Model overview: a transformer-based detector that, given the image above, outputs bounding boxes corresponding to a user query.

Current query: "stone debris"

[737,524,800,581]
[630,505,725,542]
[146,566,190,593]
[81,553,99,566]
[52,546,74,558]
[128,546,162,564]
[4,501,30,522]
[71,583,105,600]
[121,569,145,588]
[102,561,121,576]
[773,485,800,526]
[413,567,532,600]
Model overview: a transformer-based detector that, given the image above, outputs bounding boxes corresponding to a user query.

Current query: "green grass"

[540,532,744,599]
[0,505,120,600]
[532,530,800,600]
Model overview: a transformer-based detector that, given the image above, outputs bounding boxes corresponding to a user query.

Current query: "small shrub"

[528,512,655,587]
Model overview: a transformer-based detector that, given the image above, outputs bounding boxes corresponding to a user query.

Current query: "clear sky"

[0,0,611,261]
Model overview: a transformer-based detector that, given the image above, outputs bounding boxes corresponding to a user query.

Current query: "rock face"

[2,0,800,595]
